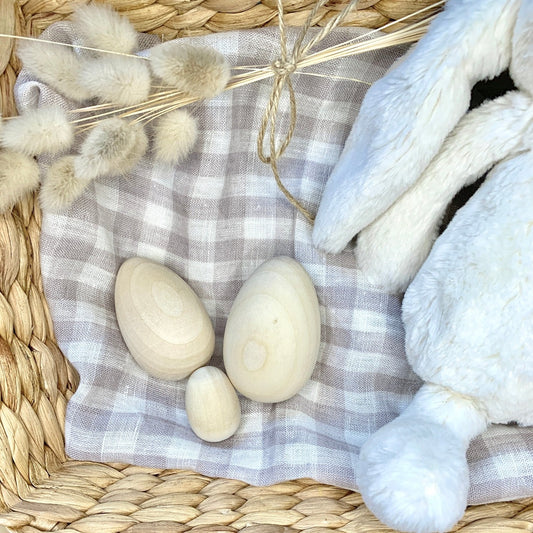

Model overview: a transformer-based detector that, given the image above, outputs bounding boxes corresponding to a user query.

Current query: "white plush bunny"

[312,1,533,532]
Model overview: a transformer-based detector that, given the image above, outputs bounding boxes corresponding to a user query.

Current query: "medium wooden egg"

[223,256,321,403]
[114,257,214,380]
[185,366,241,442]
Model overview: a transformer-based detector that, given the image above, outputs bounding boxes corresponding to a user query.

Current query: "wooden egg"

[223,256,321,403]
[185,366,241,442]
[114,257,214,380]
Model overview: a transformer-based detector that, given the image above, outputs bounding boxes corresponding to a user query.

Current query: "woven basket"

[0,1,532,532]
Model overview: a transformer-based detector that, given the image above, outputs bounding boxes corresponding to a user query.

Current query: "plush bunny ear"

[510,0,533,95]
[354,90,533,294]
[312,0,519,254]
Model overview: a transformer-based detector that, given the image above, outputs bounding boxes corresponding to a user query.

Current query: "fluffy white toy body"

[358,151,533,533]
[312,0,533,532]
[404,151,533,426]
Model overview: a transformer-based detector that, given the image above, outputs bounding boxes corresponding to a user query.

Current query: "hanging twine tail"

[257,0,359,225]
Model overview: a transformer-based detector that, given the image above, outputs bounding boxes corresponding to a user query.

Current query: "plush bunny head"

[313,1,533,532]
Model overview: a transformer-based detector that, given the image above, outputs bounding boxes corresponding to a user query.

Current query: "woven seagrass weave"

[0,1,532,532]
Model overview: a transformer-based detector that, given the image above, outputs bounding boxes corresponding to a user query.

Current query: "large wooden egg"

[223,256,321,403]
[114,257,214,380]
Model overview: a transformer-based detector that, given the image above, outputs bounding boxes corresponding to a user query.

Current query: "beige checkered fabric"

[15,23,533,504]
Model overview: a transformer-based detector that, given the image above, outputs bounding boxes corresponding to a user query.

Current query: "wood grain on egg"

[115,257,215,380]
[223,256,321,403]
[186,366,241,442]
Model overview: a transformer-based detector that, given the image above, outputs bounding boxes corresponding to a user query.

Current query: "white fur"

[0,150,40,213]
[78,56,151,105]
[359,149,533,533]
[358,384,488,533]
[149,42,230,98]
[405,384,489,443]
[355,91,533,293]
[312,0,520,253]
[358,417,469,533]
[0,107,74,156]
[326,2,533,531]
[510,1,533,95]
[403,150,533,426]
[40,156,88,212]
[71,3,138,55]
[152,110,198,165]
[16,41,90,102]
[74,118,148,181]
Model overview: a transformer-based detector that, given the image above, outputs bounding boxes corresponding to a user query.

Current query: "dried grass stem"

[2,2,440,133]
[75,19,428,130]
[0,33,146,59]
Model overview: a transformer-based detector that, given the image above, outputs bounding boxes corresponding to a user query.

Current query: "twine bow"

[257,0,359,225]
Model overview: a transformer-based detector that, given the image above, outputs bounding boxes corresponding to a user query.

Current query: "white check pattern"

[16,23,533,504]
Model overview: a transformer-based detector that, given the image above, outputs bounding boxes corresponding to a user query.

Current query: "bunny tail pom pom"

[40,156,88,212]
[153,110,198,165]
[75,118,148,181]
[149,43,230,99]
[16,41,90,102]
[79,56,151,106]
[357,416,469,533]
[0,150,40,214]
[0,108,74,156]
[71,3,138,54]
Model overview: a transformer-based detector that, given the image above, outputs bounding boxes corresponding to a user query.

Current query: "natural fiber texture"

[0,1,532,532]
[256,0,361,224]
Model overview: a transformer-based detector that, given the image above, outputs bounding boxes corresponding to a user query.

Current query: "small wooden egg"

[223,256,321,403]
[114,257,214,380]
[185,366,241,442]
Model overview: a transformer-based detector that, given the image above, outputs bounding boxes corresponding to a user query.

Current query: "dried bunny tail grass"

[95,13,435,129]
[74,118,148,181]
[0,149,40,213]
[149,43,231,99]
[0,107,74,156]
[40,156,89,212]
[16,40,90,102]
[153,109,198,165]
[78,55,152,106]
[71,2,138,55]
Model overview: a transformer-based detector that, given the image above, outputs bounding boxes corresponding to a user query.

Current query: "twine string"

[257,0,358,224]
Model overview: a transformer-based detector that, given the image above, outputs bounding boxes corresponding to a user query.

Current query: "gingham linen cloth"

[16,23,533,504]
